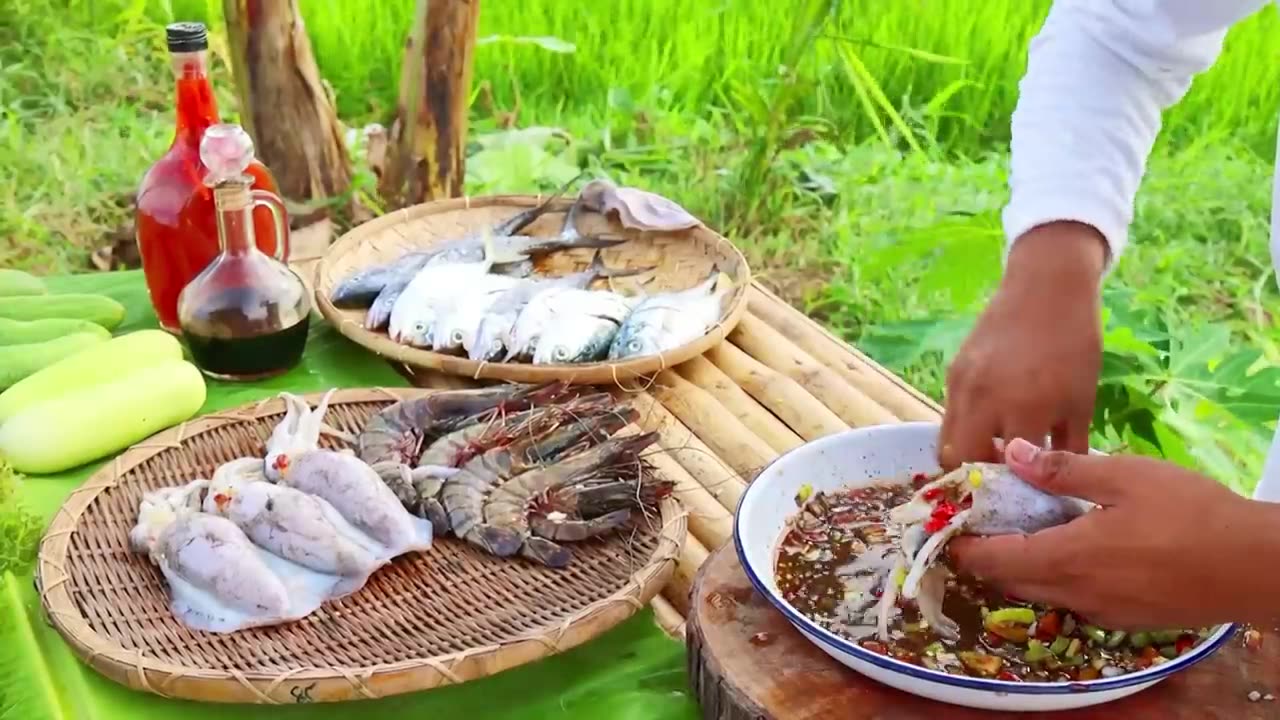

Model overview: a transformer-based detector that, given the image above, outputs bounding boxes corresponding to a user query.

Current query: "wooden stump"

[688,543,1280,720]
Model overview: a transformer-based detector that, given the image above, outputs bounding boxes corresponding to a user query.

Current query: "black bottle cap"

[166,22,208,53]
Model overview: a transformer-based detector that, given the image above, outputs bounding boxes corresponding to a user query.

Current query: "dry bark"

[223,0,352,221]
[379,0,480,208]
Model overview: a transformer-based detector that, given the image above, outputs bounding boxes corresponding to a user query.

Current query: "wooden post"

[223,0,352,221]
[380,0,480,209]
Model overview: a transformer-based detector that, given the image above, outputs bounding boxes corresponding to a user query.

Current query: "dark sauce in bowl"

[775,476,1215,683]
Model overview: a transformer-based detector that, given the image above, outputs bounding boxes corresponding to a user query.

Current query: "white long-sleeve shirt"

[1004,0,1280,500]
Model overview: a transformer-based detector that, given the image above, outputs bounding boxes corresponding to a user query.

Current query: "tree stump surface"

[687,543,1280,720]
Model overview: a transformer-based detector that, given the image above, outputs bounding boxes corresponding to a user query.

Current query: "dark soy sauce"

[180,284,310,381]
[185,317,310,381]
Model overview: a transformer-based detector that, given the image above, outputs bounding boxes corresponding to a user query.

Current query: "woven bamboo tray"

[35,388,687,705]
[313,194,752,384]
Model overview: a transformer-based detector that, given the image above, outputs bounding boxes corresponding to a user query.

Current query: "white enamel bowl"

[733,421,1234,712]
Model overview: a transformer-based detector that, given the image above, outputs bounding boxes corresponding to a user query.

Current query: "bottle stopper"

[200,123,255,186]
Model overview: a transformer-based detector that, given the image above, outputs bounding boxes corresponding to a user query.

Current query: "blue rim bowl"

[732,422,1236,696]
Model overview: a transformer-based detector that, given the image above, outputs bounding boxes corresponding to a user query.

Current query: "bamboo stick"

[625,392,747,514]
[747,286,941,422]
[730,314,898,428]
[706,342,847,442]
[651,595,687,640]
[662,533,709,617]
[675,357,803,454]
[651,371,776,479]
[644,446,734,551]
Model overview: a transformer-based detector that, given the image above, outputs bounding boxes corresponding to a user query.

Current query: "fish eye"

[553,346,569,361]
[628,339,643,352]
[413,321,425,333]
[452,330,465,344]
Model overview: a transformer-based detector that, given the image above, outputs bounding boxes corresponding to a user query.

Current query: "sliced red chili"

[922,487,945,501]
[1036,611,1061,640]
[1175,636,1196,655]
[996,670,1021,682]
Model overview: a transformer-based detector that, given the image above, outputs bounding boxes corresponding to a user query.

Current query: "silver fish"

[431,274,522,353]
[470,251,649,362]
[361,232,625,331]
[354,176,620,328]
[607,272,733,360]
[505,286,571,362]
[530,289,635,364]
[389,254,497,347]
[331,252,432,309]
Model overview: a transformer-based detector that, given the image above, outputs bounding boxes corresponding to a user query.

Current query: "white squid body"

[135,505,343,633]
[263,391,434,554]
[203,458,393,596]
[868,463,1093,643]
[277,450,434,553]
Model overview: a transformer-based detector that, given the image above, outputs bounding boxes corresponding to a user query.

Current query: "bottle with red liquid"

[135,21,286,333]
[178,124,310,382]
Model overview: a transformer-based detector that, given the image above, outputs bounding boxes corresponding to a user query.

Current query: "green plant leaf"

[859,316,974,369]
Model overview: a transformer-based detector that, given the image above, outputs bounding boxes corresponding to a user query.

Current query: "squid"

[263,391,434,554]
[866,462,1093,642]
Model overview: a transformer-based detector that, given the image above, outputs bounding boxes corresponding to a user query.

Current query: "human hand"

[948,438,1278,630]
[939,222,1107,469]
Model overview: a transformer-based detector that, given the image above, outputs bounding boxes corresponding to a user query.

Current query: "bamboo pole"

[747,286,941,422]
[644,446,734,551]
[651,595,687,640]
[662,533,709,617]
[651,371,776,479]
[730,314,898,428]
[675,357,803,454]
[706,342,847,441]
[626,393,747,514]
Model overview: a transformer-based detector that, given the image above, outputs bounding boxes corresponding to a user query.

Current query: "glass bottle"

[135,21,286,334]
[178,124,310,382]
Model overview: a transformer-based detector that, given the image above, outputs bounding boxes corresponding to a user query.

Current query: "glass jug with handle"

[177,123,310,381]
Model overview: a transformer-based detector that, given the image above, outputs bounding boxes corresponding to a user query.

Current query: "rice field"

[3,0,1279,486]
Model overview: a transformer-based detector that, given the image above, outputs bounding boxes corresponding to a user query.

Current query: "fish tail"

[491,172,584,236]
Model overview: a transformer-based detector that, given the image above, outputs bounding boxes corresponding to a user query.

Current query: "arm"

[1003,0,1269,268]
[940,1,1268,467]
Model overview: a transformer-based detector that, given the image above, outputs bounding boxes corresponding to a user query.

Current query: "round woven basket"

[313,194,752,384]
[35,389,686,705]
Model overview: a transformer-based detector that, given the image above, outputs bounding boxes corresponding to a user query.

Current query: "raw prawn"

[416,391,617,469]
[356,382,577,471]
[479,432,661,567]
[435,405,638,540]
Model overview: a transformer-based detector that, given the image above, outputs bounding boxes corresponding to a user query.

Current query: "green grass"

[3,0,1279,485]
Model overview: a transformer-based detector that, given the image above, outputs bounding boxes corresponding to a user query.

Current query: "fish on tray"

[333,176,732,365]
[337,177,626,330]
[607,271,735,361]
